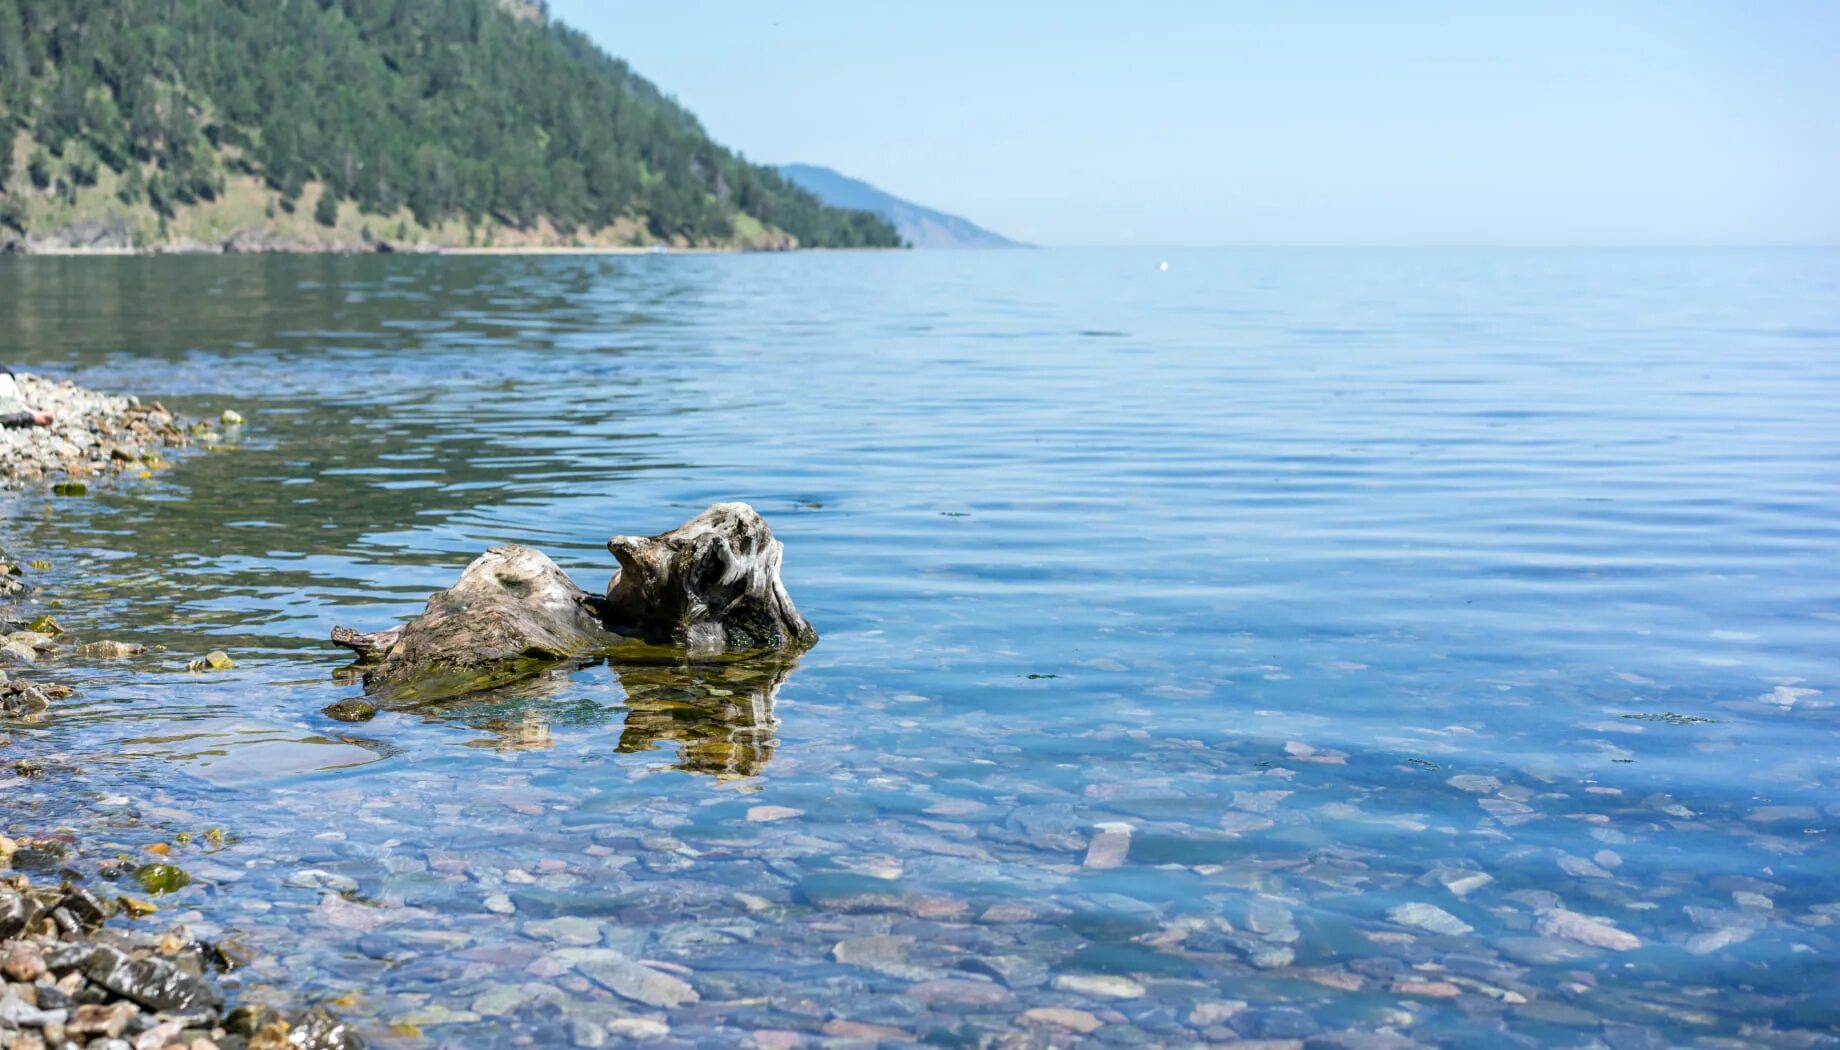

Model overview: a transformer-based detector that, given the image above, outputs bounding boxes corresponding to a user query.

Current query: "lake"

[3,248,1838,1046]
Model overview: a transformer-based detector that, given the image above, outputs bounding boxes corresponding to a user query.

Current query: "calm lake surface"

[3,249,1838,1047]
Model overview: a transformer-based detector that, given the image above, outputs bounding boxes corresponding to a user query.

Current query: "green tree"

[0,0,900,247]
[146,170,173,216]
[66,141,99,187]
[314,188,339,227]
[26,146,50,189]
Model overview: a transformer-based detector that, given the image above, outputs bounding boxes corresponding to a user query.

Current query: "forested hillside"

[0,0,902,251]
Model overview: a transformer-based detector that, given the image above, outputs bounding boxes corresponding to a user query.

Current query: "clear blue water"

[3,249,1839,1046]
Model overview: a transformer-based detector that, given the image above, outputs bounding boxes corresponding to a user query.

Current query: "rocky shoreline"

[0,373,238,491]
[2,218,443,257]
[0,218,799,257]
[2,376,360,1050]
[0,218,899,257]
[2,855,359,1050]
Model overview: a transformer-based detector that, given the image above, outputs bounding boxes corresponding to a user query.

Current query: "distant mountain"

[777,164,1023,249]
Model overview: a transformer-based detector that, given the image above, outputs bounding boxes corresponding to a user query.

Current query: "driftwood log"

[332,502,814,699]
[330,544,615,699]
[601,501,817,652]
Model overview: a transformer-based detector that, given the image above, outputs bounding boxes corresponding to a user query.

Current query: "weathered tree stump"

[330,502,814,700]
[333,544,617,699]
[600,502,817,653]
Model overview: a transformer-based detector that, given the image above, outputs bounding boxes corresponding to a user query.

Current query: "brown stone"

[1018,1007,1104,1033]
[69,1001,138,1039]
[903,978,1010,1005]
[2,941,46,982]
[822,1020,917,1042]
[1391,979,1462,998]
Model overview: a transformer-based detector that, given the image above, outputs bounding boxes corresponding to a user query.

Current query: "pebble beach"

[3,375,361,1050]
[0,373,238,491]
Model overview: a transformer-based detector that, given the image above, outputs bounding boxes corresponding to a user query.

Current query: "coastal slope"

[777,164,1023,249]
[0,0,900,252]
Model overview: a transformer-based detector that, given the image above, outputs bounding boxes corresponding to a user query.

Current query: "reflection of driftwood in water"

[372,665,598,753]
[331,503,815,702]
[613,656,794,778]
[361,654,797,775]
[458,706,558,753]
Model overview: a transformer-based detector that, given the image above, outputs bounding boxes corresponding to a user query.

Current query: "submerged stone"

[323,699,378,722]
[1558,854,1613,879]
[796,873,913,913]
[904,977,1010,1005]
[132,863,192,895]
[1050,973,1145,999]
[1534,907,1641,951]
[552,948,698,1007]
[1232,1006,1321,1039]
[1019,1007,1104,1034]
[833,934,933,980]
[286,868,360,893]
[956,954,1049,989]
[746,805,803,823]
[1083,821,1133,869]
[1386,902,1473,936]
[1495,936,1601,966]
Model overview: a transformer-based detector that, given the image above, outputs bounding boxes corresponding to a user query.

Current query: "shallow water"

[3,249,1839,1047]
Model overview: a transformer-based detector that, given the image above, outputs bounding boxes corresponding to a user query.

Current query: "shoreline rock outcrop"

[8,218,136,253]
[0,373,235,489]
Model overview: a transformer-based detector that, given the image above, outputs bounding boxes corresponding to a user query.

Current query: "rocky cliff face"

[494,0,547,24]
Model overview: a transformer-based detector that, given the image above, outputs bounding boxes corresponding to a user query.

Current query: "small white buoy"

[1158,260,1169,272]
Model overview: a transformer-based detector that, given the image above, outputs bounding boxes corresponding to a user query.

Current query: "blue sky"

[546,1,1838,247]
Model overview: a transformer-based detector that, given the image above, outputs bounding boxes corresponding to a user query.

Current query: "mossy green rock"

[133,863,192,895]
[186,649,236,671]
[323,698,378,723]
